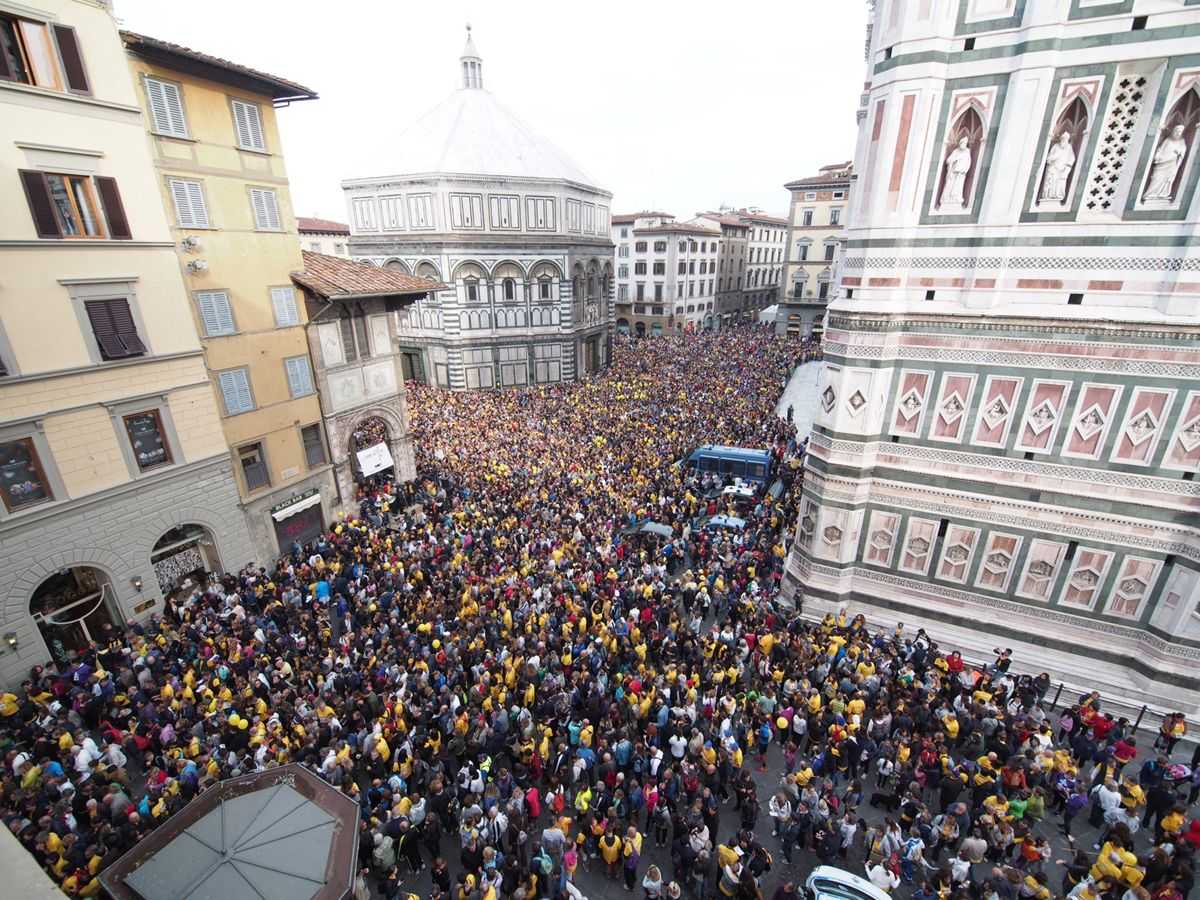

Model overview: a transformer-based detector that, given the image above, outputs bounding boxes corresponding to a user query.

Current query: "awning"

[272,492,321,521]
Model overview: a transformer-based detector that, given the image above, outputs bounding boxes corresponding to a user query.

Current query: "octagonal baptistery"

[341,28,613,390]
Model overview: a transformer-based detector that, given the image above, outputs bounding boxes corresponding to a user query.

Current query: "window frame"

[0,427,62,515]
[300,422,328,469]
[284,354,315,399]
[167,177,210,228]
[248,186,282,231]
[270,285,300,328]
[0,14,86,93]
[237,441,270,493]
[45,172,106,239]
[229,97,267,152]
[142,74,190,139]
[216,366,256,417]
[62,280,151,365]
[111,400,180,476]
[194,288,236,338]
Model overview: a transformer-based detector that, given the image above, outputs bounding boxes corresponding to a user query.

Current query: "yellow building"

[122,32,335,561]
[777,162,852,338]
[0,0,253,685]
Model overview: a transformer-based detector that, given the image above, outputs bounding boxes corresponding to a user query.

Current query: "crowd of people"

[1,327,1196,900]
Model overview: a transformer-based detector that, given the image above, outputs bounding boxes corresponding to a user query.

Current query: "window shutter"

[145,78,187,137]
[95,177,131,239]
[286,357,313,397]
[19,170,61,238]
[251,189,280,230]
[219,369,252,415]
[233,100,265,151]
[196,291,234,336]
[108,299,147,355]
[52,26,90,93]
[85,300,126,359]
[169,179,209,228]
[270,287,299,326]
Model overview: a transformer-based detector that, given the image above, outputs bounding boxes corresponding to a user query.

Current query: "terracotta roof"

[736,210,788,225]
[613,210,674,224]
[696,212,750,228]
[297,217,350,235]
[121,31,317,101]
[634,223,720,236]
[785,164,853,190]
[292,251,444,299]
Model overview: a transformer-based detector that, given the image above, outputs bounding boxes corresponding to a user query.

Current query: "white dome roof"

[388,87,598,188]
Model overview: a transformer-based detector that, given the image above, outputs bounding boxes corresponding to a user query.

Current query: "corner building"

[786,0,1200,714]
[342,30,613,389]
[0,0,251,684]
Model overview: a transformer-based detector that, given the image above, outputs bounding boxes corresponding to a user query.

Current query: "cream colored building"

[0,0,251,685]
[298,216,350,257]
[777,162,852,337]
[122,32,334,562]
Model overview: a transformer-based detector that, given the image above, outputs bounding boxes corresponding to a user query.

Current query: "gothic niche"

[1038,97,1088,205]
[1142,87,1200,205]
[936,106,985,211]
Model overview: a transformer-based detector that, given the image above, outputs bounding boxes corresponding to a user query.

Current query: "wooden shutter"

[145,78,187,136]
[95,177,131,239]
[233,100,265,150]
[270,287,298,326]
[251,189,279,230]
[196,290,234,336]
[19,170,61,238]
[218,369,252,415]
[85,300,125,359]
[108,299,147,355]
[285,357,312,397]
[52,25,89,93]
[169,179,208,227]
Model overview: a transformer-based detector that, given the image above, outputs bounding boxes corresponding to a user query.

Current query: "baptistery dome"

[342,27,613,391]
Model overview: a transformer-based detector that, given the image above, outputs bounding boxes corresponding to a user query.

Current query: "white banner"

[356,442,394,476]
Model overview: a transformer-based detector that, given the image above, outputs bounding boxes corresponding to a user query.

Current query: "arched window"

[503,278,515,301]
[538,276,552,300]
[465,277,479,303]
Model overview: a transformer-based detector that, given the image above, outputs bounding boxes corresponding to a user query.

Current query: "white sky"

[113,0,866,222]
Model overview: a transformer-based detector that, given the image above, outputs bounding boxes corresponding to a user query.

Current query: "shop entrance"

[151,524,220,596]
[31,566,123,666]
[351,416,394,484]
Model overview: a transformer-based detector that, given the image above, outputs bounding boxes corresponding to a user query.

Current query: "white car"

[805,866,894,900]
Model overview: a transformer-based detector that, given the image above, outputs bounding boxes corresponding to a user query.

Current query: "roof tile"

[292,251,444,299]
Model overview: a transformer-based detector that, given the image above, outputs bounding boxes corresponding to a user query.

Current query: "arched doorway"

[152,524,220,596]
[351,416,394,483]
[31,566,122,665]
[635,321,646,337]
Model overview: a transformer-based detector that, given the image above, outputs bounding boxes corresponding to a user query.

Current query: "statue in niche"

[1040,131,1077,203]
[1143,124,1189,202]
[939,136,974,209]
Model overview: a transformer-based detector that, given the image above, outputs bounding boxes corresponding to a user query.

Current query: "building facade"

[613,213,720,335]
[738,209,787,313]
[291,252,439,507]
[777,162,852,337]
[693,212,749,329]
[343,30,613,388]
[0,0,251,685]
[298,216,350,257]
[122,32,336,561]
[785,0,1200,714]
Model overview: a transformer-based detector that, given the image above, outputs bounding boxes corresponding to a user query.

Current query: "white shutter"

[195,290,234,336]
[232,99,266,151]
[218,368,253,415]
[285,356,313,397]
[169,179,209,228]
[251,189,281,230]
[270,287,299,327]
[145,78,188,137]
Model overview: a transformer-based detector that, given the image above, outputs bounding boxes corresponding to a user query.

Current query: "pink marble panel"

[972,376,1021,447]
[892,370,931,435]
[1065,384,1120,458]
[1113,389,1172,464]
[931,373,975,441]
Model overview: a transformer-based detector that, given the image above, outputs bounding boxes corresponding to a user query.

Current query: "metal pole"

[1051,682,1064,712]
[1133,704,1147,736]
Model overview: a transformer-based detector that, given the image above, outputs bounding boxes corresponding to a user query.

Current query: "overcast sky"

[113,1,866,222]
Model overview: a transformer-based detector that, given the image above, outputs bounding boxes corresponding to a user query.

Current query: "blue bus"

[684,445,775,485]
